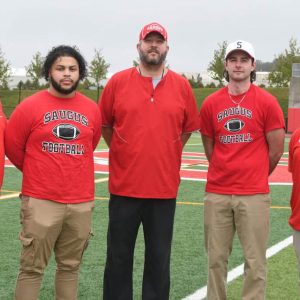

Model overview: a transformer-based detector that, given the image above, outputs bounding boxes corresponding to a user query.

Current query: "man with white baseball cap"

[199,40,285,299]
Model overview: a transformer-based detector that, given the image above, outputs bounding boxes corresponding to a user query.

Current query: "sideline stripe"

[0,192,290,211]
[182,236,293,300]
[177,201,203,206]
[0,178,109,200]
[94,177,109,183]
[95,196,109,201]
[1,189,20,193]
[0,192,19,200]
[271,205,290,209]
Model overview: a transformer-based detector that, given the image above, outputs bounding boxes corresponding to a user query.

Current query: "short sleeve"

[99,78,115,127]
[264,97,285,133]
[182,83,200,133]
[199,97,214,138]
[289,130,300,173]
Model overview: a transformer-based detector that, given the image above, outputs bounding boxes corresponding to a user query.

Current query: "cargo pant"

[14,196,94,300]
[204,193,270,300]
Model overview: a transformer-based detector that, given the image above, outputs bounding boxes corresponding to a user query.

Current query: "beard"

[138,47,167,66]
[49,76,80,95]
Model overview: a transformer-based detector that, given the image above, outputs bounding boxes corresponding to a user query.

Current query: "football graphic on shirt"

[52,124,80,140]
[224,118,245,132]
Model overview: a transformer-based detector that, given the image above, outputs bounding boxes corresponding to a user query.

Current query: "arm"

[266,128,285,175]
[201,133,214,162]
[102,126,113,147]
[181,82,200,146]
[181,132,191,148]
[5,108,30,171]
[98,79,114,148]
[0,111,6,187]
[288,132,296,173]
[92,108,102,150]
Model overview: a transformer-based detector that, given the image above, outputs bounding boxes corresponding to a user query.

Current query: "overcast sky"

[0,0,299,75]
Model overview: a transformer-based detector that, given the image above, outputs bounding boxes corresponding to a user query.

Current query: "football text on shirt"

[217,106,253,144]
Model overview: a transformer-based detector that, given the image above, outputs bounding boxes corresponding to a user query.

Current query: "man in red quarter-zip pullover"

[99,22,199,299]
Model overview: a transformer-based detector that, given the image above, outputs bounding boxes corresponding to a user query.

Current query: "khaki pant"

[204,193,270,300]
[15,196,94,300]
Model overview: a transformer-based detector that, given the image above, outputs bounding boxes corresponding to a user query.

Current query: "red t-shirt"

[99,67,199,198]
[0,102,6,188]
[288,129,300,230]
[5,90,101,203]
[200,84,285,194]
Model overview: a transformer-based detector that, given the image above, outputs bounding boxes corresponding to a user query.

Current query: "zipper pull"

[151,97,154,102]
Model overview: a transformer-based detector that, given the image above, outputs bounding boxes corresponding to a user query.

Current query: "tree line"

[0,48,110,91]
[208,38,300,88]
[0,38,299,89]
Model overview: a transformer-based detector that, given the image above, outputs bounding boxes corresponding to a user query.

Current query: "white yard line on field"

[182,236,293,300]
[0,192,19,200]
[94,177,109,183]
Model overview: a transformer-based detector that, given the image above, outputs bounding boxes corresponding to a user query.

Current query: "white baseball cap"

[225,40,255,60]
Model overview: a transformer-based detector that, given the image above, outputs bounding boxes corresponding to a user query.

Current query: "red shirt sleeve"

[264,95,285,133]
[289,130,300,173]
[182,83,200,133]
[5,104,33,171]
[0,105,6,188]
[199,97,214,138]
[99,79,114,127]
[92,106,102,150]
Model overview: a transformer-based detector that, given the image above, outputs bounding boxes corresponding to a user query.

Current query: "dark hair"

[223,69,256,83]
[42,45,87,81]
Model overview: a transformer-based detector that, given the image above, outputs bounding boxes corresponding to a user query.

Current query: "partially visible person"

[0,100,6,188]
[288,129,300,295]
[5,45,101,300]
[99,22,199,299]
[200,40,285,299]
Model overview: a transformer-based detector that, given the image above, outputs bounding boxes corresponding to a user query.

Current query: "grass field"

[0,134,297,299]
[0,87,290,119]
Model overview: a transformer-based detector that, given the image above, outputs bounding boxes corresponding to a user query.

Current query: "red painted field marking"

[5,151,292,184]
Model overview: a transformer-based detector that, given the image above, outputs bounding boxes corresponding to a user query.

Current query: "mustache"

[147,47,159,54]
[60,78,74,83]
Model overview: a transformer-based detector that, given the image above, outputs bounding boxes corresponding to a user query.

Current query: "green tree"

[255,60,274,72]
[0,47,11,89]
[268,38,300,87]
[188,74,203,88]
[133,59,139,67]
[208,41,227,87]
[26,52,44,88]
[79,78,92,90]
[89,49,110,100]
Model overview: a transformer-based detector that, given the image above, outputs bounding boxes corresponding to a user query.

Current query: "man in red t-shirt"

[200,40,285,299]
[5,46,101,300]
[99,22,199,299]
[288,129,300,294]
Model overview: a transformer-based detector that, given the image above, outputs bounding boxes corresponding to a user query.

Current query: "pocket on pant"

[81,230,94,258]
[20,195,32,224]
[19,234,35,267]
[262,194,271,204]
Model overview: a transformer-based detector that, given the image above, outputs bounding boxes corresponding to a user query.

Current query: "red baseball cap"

[139,22,168,41]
